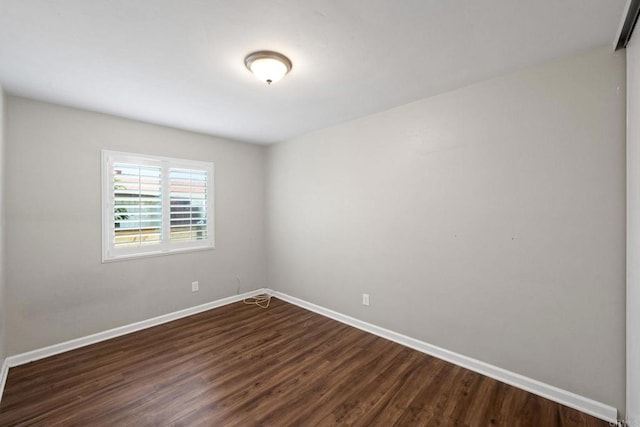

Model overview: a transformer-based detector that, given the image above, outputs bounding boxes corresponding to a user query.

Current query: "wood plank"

[0,298,610,426]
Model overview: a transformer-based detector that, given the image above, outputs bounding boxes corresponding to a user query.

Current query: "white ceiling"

[0,0,628,144]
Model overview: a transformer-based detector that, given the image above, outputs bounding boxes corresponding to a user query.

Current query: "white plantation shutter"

[113,163,163,247]
[102,151,214,262]
[170,168,209,242]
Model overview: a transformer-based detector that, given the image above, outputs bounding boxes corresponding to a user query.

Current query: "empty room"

[0,0,638,426]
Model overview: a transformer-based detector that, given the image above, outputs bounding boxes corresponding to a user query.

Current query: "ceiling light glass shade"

[245,51,292,84]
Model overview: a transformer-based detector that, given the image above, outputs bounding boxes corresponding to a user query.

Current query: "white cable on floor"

[243,293,271,309]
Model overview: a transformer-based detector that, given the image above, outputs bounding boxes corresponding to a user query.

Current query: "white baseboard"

[267,289,619,424]
[0,358,8,401]
[0,288,266,402]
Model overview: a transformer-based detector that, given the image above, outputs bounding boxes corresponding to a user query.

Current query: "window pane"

[113,163,162,247]
[169,168,208,242]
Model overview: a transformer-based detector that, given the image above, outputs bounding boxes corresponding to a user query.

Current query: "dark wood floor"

[0,298,608,426]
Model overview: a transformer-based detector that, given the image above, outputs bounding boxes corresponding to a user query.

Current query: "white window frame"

[102,150,215,262]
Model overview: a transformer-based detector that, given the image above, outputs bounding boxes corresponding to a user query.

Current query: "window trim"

[101,150,215,263]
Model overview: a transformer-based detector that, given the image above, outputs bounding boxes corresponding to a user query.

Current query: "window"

[102,150,214,262]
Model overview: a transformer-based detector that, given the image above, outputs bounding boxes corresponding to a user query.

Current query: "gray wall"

[5,97,267,355]
[627,35,640,427]
[266,47,626,411]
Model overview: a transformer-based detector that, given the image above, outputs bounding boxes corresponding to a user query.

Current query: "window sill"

[102,245,215,263]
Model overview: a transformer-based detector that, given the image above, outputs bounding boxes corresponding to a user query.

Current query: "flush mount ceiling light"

[244,51,292,85]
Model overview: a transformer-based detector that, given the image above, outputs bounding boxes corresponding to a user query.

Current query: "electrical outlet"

[192,281,199,292]
[362,293,370,306]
